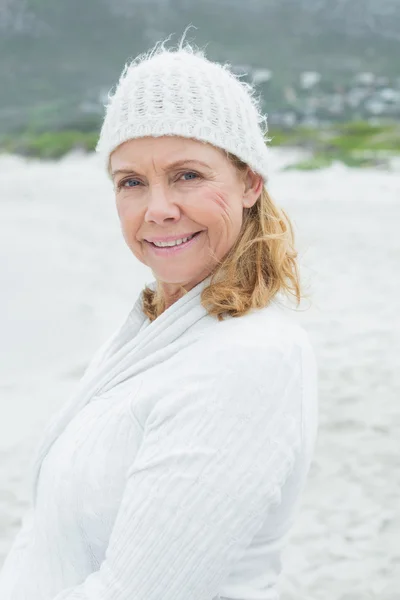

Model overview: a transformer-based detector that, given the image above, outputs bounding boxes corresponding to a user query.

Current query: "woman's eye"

[180,171,199,181]
[121,178,140,188]
[117,172,200,189]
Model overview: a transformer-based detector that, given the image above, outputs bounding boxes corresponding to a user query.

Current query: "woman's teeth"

[152,233,197,247]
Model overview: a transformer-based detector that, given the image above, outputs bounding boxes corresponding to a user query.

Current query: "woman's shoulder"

[200,295,314,364]
[175,297,317,400]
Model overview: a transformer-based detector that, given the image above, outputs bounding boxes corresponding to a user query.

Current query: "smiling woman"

[0,31,318,600]
[109,136,264,312]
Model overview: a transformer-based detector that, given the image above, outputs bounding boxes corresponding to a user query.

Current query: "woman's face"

[110,136,262,297]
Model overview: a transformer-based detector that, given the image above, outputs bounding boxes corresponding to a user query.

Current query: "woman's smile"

[144,230,204,256]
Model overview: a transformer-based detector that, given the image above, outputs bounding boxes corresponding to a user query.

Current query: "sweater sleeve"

[52,342,305,600]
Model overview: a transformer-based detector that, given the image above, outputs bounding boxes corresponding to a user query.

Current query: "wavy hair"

[142,151,307,322]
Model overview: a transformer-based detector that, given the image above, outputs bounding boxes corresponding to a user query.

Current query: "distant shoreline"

[0,120,399,171]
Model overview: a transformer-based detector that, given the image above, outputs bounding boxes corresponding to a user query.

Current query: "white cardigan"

[0,275,318,600]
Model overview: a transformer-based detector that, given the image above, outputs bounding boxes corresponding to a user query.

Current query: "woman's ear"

[242,168,264,208]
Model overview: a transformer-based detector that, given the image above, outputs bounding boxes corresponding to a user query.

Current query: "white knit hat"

[96,33,271,185]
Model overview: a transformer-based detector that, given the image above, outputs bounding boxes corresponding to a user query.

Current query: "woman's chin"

[151,270,202,285]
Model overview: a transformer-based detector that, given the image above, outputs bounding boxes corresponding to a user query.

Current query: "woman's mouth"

[145,231,203,256]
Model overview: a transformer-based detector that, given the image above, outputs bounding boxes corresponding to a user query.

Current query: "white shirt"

[0,275,318,600]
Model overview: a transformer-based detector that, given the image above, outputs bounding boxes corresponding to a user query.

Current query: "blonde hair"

[142,151,306,322]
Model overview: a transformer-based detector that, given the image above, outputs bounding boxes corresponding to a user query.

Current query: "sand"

[0,148,399,599]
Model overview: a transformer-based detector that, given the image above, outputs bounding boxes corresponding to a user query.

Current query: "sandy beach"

[0,148,399,599]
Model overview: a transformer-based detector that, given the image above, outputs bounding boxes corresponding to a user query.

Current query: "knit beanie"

[95,33,271,185]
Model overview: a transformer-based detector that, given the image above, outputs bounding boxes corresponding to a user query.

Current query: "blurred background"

[1,0,400,166]
[0,2,399,599]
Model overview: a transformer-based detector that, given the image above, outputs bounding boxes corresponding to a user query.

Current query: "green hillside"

[0,0,399,134]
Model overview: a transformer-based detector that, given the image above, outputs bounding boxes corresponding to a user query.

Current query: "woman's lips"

[145,230,203,256]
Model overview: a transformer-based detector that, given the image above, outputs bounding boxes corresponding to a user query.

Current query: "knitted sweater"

[0,275,318,600]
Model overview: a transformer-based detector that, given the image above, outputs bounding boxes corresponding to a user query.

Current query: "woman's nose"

[144,185,180,223]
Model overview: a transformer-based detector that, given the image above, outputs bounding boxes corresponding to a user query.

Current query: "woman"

[0,37,318,599]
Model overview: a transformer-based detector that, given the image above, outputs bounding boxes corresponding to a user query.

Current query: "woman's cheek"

[118,199,139,225]
[191,188,222,216]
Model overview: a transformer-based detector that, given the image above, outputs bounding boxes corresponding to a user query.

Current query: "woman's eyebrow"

[111,159,212,179]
